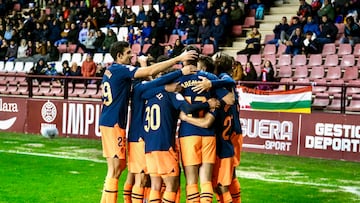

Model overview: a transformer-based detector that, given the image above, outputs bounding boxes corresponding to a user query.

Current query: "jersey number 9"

[102,82,113,106]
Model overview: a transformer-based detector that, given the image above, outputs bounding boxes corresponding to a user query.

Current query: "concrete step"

[263,14,295,22]
[259,23,276,31]
[269,5,298,14]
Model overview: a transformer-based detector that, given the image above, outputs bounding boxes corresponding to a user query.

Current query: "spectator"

[67,23,79,45]
[340,16,360,46]
[44,63,58,82]
[297,0,312,23]
[69,62,82,86]
[136,5,147,27]
[171,38,185,57]
[54,22,71,46]
[48,18,61,44]
[303,15,321,39]
[127,27,140,46]
[5,39,17,61]
[26,40,35,58]
[173,0,185,15]
[197,18,211,46]
[149,20,162,43]
[94,29,106,52]
[257,60,275,90]
[145,38,164,61]
[101,29,117,53]
[81,54,97,78]
[146,4,159,22]
[95,62,106,88]
[285,27,304,55]
[203,1,216,21]
[195,0,207,19]
[229,3,244,25]
[267,16,289,46]
[16,38,28,60]
[4,25,13,41]
[280,16,302,44]
[97,5,110,28]
[32,23,43,43]
[303,31,321,56]
[123,7,136,27]
[317,0,335,22]
[77,22,89,46]
[183,18,198,45]
[172,10,188,37]
[140,21,152,45]
[47,40,60,61]
[184,0,197,16]
[209,16,225,52]
[237,27,261,56]
[164,44,173,57]
[316,15,338,46]
[241,61,258,88]
[163,11,175,43]
[30,58,48,83]
[62,60,71,76]
[0,39,8,61]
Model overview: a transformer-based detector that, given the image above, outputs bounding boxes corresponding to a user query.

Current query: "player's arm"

[179,111,215,128]
[134,50,198,78]
[192,74,235,94]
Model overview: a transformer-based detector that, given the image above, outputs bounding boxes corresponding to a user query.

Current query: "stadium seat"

[103,53,114,64]
[292,65,308,79]
[4,62,14,72]
[337,43,352,57]
[309,66,325,80]
[262,34,275,45]
[4,84,18,94]
[13,62,24,72]
[83,84,99,98]
[325,66,341,80]
[276,44,286,57]
[335,23,345,34]
[274,77,293,91]
[249,54,262,66]
[17,83,28,95]
[68,44,79,53]
[262,44,276,56]
[71,53,83,65]
[312,92,330,109]
[57,44,67,53]
[321,43,336,57]
[263,54,276,66]
[167,34,180,46]
[294,78,310,89]
[118,27,129,41]
[323,54,339,67]
[0,83,7,94]
[346,80,360,96]
[109,27,119,35]
[327,79,344,95]
[201,44,214,56]
[276,65,292,78]
[346,94,360,112]
[308,54,322,66]
[142,44,151,55]
[342,66,359,81]
[242,17,255,28]
[277,54,291,66]
[131,43,142,56]
[0,61,4,71]
[325,93,343,111]
[93,53,103,64]
[61,53,72,63]
[353,44,360,57]
[292,55,307,66]
[253,65,262,77]
[236,54,248,65]
[340,55,355,67]
[231,25,243,37]
[69,84,86,97]
[312,78,327,93]
[23,62,34,73]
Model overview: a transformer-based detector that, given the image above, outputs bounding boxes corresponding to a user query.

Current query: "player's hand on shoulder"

[181,65,197,75]
[207,98,220,109]
[192,76,211,93]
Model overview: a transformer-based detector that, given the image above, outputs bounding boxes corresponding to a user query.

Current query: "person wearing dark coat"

[145,38,164,61]
[316,15,338,46]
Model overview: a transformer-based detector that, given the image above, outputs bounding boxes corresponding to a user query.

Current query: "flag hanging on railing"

[237,86,312,114]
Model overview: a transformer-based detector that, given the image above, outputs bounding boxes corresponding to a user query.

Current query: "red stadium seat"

[242,17,255,28]
[346,94,360,112]
[249,54,262,66]
[274,77,293,91]
[263,54,276,66]
[131,44,142,56]
[309,66,325,81]
[236,54,248,65]
[326,79,344,95]
[342,66,359,81]
[321,43,336,57]
[340,55,355,67]
[292,55,307,66]
[262,44,276,56]
[312,78,327,93]
[325,66,341,80]
[292,65,308,79]
[325,93,343,111]
[231,25,243,37]
[308,54,322,66]
[262,34,275,45]
[276,65,292,78]
[354,44,360,57]
[294,78,310,89]
[276,44,286,57]
[142,44,151,55]
[347,80,360,96]
[277,54,291,66]
[167,34,180,46]
[312,92,330,109]
[337,43,352,57]
[324,54,339,67]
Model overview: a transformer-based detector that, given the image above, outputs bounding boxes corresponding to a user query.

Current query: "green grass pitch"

[1,132,360,203]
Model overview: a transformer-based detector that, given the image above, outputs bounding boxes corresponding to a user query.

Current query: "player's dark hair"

[198,55,215,73]
[213,52,233,75]
[110,41,130,61]
[182,45,200,66]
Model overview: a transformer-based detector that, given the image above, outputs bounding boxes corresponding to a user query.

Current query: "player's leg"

[149,175,162,203]
[123,172,134,203]
[132,173,148,203]
[230,133,242,203]
[213,157,233,203]
[180,136,203,203]
[162,175,180,203]
[199,136,216,203]
[229,169,241,203]
[100,125,127,203]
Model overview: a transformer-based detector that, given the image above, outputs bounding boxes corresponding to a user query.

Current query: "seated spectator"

[316,15,338,47]
[62,60,71,76]
[75,29,97,54]
[173,0,185,15]
[303,31,321,56]
[242,61,258,88]
[237,27,261,56]
[100,29,117,53]
[164,44,173,57]
[149,20,162,43]
[257,60,275,90]
[127,27,141,46]
[229,3,244,25]
[94,30,105,52]
[141,21,152,45]
[183,18,198,45]
[303,15,320,39]
[123,7,136,27]
[81,54,97,86]
[171,38,184,57]
[30,58,47,84]
[47,40,60,61]
[16,39,28,60]
[67,23,79,45]
[69,62,82,88]
[0,39,7,61]
[197,18,211,46]
[54,22,71,46]
[136,5,147,27]
[172,11,188,37]
[5,39,18,61]
[95,62,106,88]
[297,0,312,23]
[285,27,304,55]
[317,0,336,22]
[145,38,164,61]
[267,16,289,46]
[44,63,58,82]
[209,16,225,52]
[340,16,360,46]
[108,6,121,27]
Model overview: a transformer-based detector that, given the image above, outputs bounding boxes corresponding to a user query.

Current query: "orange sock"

[131,185,144,203]
[200,181,213,203]
[175,187,180,203]
[123,183,132,203]
[100,177,118,203]
[162,191,176,203]
[229,178,241,203]
[186,184,200,203]
[220,191,233,203]
[144,187,151,202]
[149,189,161,203]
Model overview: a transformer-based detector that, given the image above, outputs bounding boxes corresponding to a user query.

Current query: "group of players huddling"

[99,41,243,203]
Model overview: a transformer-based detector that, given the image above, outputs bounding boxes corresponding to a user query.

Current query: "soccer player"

[192,52,243,203]
[99,41,197,203]
[126,64,198,203]
[176,46,234,203]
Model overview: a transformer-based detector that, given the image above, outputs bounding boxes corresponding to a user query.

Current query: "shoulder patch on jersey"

[175,93,185,101]
[126,65,136,72]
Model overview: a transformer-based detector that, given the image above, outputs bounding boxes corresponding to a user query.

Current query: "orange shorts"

[212,157,233,186]
[128,139,147,174]
[145,147,180,176]
[231,133,243,167]
[100,124,126,159]
[180,136,216,166]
